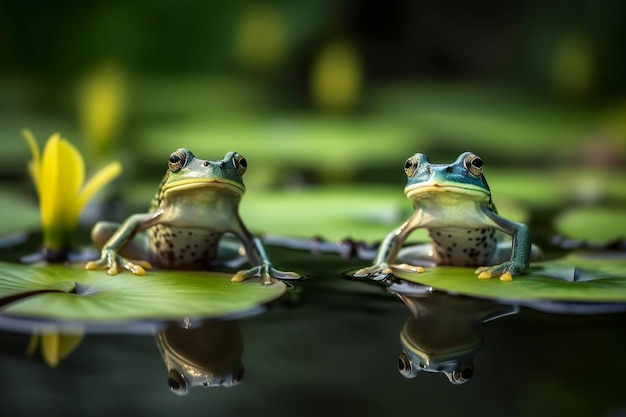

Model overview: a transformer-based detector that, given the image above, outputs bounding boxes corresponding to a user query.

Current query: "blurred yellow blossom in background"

[234,5,287,73]
[310,40,362,113]
[77,63,127,157]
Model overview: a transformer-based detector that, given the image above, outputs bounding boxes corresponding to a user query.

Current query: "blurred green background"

[1,0,625,242]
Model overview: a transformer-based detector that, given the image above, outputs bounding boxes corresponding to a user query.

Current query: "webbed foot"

[353,263,394,281]
[392,263,426,274]
[85,249,152,276]
[475,261,526,282]
[231,264,301,285]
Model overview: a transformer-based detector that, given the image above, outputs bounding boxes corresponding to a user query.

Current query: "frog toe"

[475,262,522,281]
[353,264,393,281]
[231,264,277,285]
[270,269,302,281]
[124,260,152,276]
[392,263,425,274]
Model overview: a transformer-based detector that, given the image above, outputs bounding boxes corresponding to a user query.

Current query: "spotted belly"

[428,227,497,267]
[148,224,222,269]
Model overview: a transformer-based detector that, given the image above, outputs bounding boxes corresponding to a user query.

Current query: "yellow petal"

[75,161,122,218]
[41,332,60,368]
[41,135,86,229]
[39,134,62,228]
[59,137,86,202]
[25,332,40,357]
[57,138,85,228]
[57,333,84,360]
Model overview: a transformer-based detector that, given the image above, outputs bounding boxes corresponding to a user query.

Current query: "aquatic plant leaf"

[391,253,626,303]
[0,263,75,298]
[555,207,626,243]
[0,262,286,321]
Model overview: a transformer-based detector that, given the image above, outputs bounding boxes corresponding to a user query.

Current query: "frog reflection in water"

[390,283,518,384]
[86,149,300,285]
[156,319,243,394]
[356,152,541,281]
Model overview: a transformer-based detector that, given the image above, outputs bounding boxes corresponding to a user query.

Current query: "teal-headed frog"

[86,148,300,285]
[355,152,541,281]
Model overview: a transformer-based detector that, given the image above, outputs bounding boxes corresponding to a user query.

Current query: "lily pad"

[243,185,530,243]
[0,262,286,322]
[555,207,626,243]
[391,253,626,303]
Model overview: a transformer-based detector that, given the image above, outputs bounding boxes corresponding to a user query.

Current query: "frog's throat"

[404,181,489,200]
[162,178,245,195]
[400,325,481,366]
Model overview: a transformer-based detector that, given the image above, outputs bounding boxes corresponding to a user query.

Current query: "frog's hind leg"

[91,221,149,260]
[212,233,248,269]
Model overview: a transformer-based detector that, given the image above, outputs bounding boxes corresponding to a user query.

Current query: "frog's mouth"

[404,181,489,200]
[163,178,245,195]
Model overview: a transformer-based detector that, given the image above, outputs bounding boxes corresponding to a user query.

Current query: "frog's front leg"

[85,213,158,276]
[354,219,418,280]
[475,212,532,282]
[231,231,300,285]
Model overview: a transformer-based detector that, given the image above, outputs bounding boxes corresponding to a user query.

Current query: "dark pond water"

[1,245,626,417]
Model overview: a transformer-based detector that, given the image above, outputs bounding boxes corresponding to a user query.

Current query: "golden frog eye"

[233,153,247,175]
[464,154,483,177]
[168,149,187,172]
[404,155,418,177]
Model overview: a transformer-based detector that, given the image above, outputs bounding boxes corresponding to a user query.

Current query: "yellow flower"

[26,330,84,368]
[23,129,122,255]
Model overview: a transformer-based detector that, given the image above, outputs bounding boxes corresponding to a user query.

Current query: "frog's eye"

[398,352,419,378]
[404,156,419,177]
[447,363,474,385]
[167,369,188,395]
[233,153,247,176]
[168,150,187,172]
[463,154,483,177]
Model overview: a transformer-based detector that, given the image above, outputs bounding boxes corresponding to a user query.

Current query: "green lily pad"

[555,207,626,243]
[0,262,286,322]
[391,253,626,303]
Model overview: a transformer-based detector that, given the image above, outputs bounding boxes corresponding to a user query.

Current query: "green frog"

[355,152,541,281]
[85,148,299,285]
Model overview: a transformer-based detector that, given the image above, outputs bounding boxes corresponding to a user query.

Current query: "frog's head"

[161,149,247,198]
[397,311,482,385]
[156,320,244,395]
[398,350,475,385]
[403,152,490,203]
[167,366,245,395]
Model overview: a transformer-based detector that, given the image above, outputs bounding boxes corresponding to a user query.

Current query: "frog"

[156,320,244,394]
[391,282,518,384]
[355,152,541,282]
[85,148,300,285]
